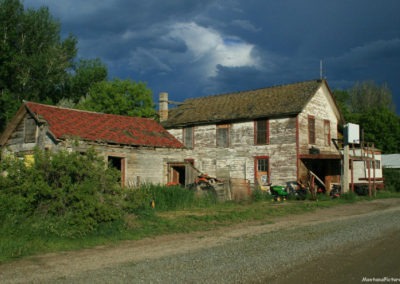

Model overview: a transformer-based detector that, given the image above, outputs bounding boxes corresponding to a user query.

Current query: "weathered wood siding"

[168,117,298,186]
[91,145,185,186]
[2,113,186,187]
[167,85,342,188]
[3,114,42,153]
[298,85,340,155]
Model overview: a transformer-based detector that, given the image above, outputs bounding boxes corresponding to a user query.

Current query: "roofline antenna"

[320,59,323,80]
[319,59,327,80]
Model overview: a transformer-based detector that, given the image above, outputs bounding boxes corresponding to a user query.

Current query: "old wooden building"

[0,102,186,186]
[162,79,344,191]
[0,80,383,196]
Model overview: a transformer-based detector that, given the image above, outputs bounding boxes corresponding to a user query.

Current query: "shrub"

[123,186,153,214]
[383,168,400,192]
[0,148,123,238]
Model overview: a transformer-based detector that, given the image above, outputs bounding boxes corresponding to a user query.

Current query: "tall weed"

[123,184,217,213]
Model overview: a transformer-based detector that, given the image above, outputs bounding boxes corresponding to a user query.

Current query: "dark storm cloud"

[24,0,400,112]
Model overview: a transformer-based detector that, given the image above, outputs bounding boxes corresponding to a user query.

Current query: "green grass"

[2,150,397,263]
[1,190,399,263]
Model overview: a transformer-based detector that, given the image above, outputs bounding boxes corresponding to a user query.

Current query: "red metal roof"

[25,102,184,148]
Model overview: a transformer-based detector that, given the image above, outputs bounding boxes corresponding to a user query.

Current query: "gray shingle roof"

[162,79,325,128]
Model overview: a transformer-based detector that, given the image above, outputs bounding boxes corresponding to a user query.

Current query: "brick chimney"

[159,92,168,122]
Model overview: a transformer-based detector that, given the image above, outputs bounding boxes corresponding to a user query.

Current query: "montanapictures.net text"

[362,277,400,282]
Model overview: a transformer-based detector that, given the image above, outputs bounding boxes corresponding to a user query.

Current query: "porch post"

[342,143,350,193]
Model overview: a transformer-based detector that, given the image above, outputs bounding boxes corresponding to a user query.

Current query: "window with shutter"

[255,119,269,145]
[308,116,316,144]
[24,117,37,143]
[216,124,229,147]
[324,120,330,146]
[183,126,194,148]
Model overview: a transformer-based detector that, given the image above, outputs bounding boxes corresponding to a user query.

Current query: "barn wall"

[2,114,56,155]
[59,142,186,187]
[1,113,186,187]
[168,117,298,187]
[298,85,340,155]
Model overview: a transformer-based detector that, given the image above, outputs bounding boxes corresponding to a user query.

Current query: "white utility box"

[344,123,360,144]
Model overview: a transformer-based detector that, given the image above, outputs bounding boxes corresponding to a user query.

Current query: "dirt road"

[1,199,399,283]
[273,230,400,284]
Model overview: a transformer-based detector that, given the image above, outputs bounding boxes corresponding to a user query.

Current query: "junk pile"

[187,173,226,200]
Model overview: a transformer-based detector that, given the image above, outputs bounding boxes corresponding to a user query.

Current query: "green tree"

[332,89,352,120]
[68,58,108,102]
[357,107,400,153]
[77,79,157,118]
[348,81,394,113]
[0,0,77,130]
[333,81,400,153]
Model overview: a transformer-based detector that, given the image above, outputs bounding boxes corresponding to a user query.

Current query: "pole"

[342,142,350,193]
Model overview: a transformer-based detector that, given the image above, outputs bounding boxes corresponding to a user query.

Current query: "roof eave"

[59,135,184,149]
[0,104,29,147]
[163,111,300,128]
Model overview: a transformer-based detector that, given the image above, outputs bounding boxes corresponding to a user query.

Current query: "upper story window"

[324,120,331,146]
[24,117,37,143]
[255,119,269,145]
[308,115,316,144]
[183,126,194,149]
[366,160,381,170]
[216,124,230,147]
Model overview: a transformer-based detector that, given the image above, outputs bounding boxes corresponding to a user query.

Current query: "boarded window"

[216,124,229,147]
[255,119,269,145]
[183,126,194,149]
[308,116,316,144]
[24,117,37,143]
[324,120,331,146]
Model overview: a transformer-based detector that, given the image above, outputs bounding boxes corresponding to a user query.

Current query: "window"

[254,156,270,188]
[366,160,381,169]
[255,119,269,145]
[324,120,331,146]
[216,124,230,147]
[24,117,37,143]
[183,126,194,149]
[257,158,269,172]
[308,116,316,144]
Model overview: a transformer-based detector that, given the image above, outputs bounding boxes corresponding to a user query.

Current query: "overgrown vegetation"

[0,149,123,237]
[0,149,217,261]
[383,168,400,192]
[0,149,399,262]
